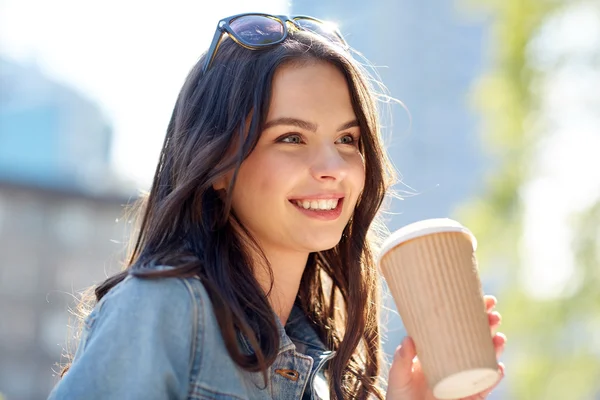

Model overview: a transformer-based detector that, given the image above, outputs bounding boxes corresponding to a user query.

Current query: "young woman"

[49,13,506,400]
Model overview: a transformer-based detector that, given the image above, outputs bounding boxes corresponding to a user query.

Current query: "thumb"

[388,336,418,390]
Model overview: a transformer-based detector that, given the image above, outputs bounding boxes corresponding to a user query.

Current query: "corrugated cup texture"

[380,231,498,398]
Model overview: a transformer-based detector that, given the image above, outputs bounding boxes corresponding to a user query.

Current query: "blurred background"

[0,0,599,398]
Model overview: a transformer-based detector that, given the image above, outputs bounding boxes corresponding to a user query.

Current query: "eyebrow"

[263,117,359,132]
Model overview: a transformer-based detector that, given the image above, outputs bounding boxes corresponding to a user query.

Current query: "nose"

[309,144,349,182]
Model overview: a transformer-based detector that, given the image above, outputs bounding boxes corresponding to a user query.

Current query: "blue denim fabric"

[48,270,335,399]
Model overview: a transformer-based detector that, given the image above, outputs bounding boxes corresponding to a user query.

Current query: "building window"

[52,202,93,248]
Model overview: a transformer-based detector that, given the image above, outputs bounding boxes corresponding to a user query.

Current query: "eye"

[278,133,304,144]
[336,134,358,145]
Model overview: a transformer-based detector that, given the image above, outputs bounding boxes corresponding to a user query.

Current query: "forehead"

[267,61,356,121]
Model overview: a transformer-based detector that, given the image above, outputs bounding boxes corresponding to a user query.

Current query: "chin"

[305,233,344,253]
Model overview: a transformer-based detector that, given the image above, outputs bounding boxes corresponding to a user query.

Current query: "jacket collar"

[237,304,329,356]
[282,304,329,354]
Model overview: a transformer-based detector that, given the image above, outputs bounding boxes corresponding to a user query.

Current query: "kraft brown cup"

[378,219,499,399]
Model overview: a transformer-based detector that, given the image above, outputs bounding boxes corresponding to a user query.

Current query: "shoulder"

[79,267,219,357]
[51,269,217,399]
[100,269,200,306]
[91,268,212,329]
[94,272,189,318]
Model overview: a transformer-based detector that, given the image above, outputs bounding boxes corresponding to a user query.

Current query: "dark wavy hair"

[65,29,396,399]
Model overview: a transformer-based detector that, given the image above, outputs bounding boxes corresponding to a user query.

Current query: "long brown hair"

[68,30,396,399]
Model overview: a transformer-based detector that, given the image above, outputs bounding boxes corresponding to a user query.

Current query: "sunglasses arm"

[202,24,226,73]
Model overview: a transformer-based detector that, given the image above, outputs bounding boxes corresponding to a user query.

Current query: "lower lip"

[289,198,344,221]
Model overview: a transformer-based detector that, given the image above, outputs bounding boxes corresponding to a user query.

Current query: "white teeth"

[294,199,339,211]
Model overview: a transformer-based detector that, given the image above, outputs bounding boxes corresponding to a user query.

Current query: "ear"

[212,177,227,192]
[212,171,232,192]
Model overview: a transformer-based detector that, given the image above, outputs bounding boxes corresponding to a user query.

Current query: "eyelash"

[278,133,360,146]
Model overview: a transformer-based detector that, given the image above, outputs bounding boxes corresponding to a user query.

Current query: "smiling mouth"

[288,197,345,220]
[291,198,340,211]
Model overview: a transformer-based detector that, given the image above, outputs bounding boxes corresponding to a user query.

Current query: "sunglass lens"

[294,18,346,46]
[230,15,285,46]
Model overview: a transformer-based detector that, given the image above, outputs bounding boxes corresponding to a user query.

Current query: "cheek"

[349,153,366,193]
[234,151,297,202]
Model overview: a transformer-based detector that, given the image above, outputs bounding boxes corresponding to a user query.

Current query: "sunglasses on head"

[202,13,349,73]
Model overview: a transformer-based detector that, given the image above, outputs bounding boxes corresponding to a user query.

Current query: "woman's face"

[227,61,366,256]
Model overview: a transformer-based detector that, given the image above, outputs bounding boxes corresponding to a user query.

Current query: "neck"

[252,246,309,326]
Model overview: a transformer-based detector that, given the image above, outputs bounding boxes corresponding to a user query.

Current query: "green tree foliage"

[456,0,600,398]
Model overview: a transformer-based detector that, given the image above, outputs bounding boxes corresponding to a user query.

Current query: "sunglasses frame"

[202,13,348,73]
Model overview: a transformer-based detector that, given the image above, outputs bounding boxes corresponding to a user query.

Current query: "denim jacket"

[48,270,336,399]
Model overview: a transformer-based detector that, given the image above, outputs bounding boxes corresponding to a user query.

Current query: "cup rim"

[377,218,477,267]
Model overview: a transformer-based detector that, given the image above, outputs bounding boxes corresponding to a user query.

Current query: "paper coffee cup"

[378,218,499,399]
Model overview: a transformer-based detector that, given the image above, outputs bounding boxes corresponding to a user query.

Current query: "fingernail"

[398,337,408,357]
[399,345,405,358]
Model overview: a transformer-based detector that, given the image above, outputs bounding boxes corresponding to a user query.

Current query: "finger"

[498,362,505,375]
[493,332,507,359]
[388,336,418,390]
[484,295,497,312]
[488,311,502,332]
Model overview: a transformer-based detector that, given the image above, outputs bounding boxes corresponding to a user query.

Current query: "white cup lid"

[378,218,477,266]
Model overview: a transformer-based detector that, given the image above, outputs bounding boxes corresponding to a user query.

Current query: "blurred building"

[0,57,124,194]
[0,57,134,399]
[0,182,132,399]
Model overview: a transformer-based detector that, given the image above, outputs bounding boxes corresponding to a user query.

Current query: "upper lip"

[288,193,345,201]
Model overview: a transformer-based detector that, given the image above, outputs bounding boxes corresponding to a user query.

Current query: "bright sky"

[1,0,598,299]
[0,0,288,187]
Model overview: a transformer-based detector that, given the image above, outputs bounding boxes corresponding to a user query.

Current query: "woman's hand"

[386,295,506,400]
